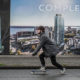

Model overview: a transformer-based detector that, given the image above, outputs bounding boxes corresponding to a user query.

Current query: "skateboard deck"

[31,70,47,75]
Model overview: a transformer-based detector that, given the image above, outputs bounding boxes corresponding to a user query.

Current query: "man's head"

[36,26,45,34]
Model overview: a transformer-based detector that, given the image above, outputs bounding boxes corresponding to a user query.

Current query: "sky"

[10,0,80,26]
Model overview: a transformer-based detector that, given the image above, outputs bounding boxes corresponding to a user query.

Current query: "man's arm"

[32,36,46,56]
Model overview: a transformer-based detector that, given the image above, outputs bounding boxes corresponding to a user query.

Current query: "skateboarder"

[32,26,66,74]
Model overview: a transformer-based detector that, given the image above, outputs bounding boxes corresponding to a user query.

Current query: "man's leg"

[39,52,45,67]
[50,55,63,70]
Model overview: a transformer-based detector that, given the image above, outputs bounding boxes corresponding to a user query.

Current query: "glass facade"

[54,14,64,45]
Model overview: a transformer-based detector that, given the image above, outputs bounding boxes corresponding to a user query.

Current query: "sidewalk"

[0,55,80,69]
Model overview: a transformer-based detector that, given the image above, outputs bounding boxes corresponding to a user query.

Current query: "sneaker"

[40,66,46,72]
[60,68,66,74]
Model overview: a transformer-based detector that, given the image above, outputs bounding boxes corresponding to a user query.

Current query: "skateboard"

[31,70,47,75]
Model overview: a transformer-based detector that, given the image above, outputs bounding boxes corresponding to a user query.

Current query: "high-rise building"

[45,27,53,40]
[54,14,64,45]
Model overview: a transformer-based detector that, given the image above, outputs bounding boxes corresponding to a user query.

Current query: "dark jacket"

[32,32,59,57]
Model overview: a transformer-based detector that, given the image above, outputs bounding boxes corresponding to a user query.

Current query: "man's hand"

[32,52,36,56]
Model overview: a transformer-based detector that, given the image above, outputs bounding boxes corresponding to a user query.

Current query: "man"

[32,26,66,74]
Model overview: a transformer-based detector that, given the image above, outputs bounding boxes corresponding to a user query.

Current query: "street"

[0,69,80,80]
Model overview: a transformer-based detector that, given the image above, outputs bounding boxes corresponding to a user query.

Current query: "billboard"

[10,0,80,55]
[0,0,80,55]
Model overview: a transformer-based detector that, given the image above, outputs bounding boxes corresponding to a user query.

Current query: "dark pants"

[39,52,63,70]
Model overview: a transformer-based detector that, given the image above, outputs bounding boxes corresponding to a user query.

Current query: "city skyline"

[11,0,80,26]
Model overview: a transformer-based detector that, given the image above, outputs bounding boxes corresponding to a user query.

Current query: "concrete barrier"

[0,55,80,69]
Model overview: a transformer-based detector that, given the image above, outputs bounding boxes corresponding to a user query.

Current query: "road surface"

[0,69,80,80]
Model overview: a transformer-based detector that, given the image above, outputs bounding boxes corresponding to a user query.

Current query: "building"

[16,31,37,41]
[0,16,1,49]
[54,14,64,45]
[45,27,54,40]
